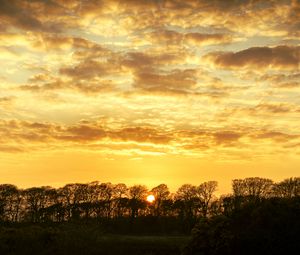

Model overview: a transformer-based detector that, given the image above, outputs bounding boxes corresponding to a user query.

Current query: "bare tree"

[113,183,128,217]
[273,177,300,198]
[232,177,273,198]
[128,185,148,218]
[196,181,218,217]
[98,183,114,218]
[0,184,21,222]
[151,184,170,216]
[23,186,54,222]
[58,183,84,220]
[175,184,198,219]
[232,179,247,197]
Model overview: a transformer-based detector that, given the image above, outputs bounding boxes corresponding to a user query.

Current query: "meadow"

[0,224,190,255]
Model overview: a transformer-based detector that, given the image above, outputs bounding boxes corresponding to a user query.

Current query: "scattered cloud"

[1,0,300,164]
[132,69,198,95]
[185,33,233,46]
[204,46,300,70]
[145,30,233,46]
[1,119,299,158]
[0,0,66,32]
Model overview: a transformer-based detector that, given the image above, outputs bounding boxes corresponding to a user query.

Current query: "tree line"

[0,177,299,224]
[183,177,300,255]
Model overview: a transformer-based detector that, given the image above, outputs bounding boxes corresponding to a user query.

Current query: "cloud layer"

[1,0,299,163]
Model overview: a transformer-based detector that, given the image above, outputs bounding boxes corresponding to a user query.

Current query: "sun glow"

[0,0,299,194]
[146,194,155,203]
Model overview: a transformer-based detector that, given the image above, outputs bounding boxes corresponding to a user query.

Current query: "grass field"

[0,225,190,255]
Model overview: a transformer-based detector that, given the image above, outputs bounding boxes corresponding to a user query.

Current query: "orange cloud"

[145,30,233,46]
[0,0,65,32]
[1,118,300,160]
[204,46,300,70]
[133,69,197,95]
[259,73,300,88]
[0,96,14,105]
[184,33,232,45]
[1,0,300,189]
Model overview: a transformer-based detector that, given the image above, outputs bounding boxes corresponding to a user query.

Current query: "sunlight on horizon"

[0,0,299,192]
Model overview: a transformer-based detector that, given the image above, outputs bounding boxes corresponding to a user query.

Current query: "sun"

[146,194,155,203]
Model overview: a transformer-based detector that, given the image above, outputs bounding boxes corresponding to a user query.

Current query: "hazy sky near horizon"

[0,0,299,193]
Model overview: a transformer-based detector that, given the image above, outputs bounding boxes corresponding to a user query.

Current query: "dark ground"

[0,223,190,255]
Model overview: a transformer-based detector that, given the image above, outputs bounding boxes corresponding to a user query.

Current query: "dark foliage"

[183,197,300,255]
[0,177,299,254]
[0,181,220,225]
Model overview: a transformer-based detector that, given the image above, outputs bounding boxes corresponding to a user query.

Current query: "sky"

[0,0,299,193]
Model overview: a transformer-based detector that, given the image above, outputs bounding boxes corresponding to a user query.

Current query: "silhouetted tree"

[184,196,300,255]
[39,187,58,222]
[0,176,298,230]
[273,177,300,198]
[97,182,114,218]
[151,184,170,217]
[175,184,199,220]
[0,184,21,222]
[59,183,85,220]
[232,177,273,198]
[23,186,54,222]
[196,181,218,217]
[128,185,147,218]
[113,183,128,217]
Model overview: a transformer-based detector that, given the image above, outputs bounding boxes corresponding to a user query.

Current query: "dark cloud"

[0,96,14,108]
[160,0,255,13]
[57,124,107,142]
[254,103,293,114]
[123,51,186,71]
[0,0,299,162]
[205,46,300,69]
[0,119,173,146]
[0,96,13,103]
[222,102,300,118]
[109,127,173,144]
[259,73,300,83]
[1,119,300,155]
[252,131,299,142]
[19,80,65,91]
[19,39,118,94]
[259,73,300,88]
[275,82,300,88]
[72,81,116,94]
[286,0,300,37]
[60,60,112,80]
[0,145,25,153]
[20,78,115,94]
[213,131,243,145]
[184,33,232,45]
[146,29,183,44]
[33,35,97,51]
[0,0,65,32]
[72,45,112,61]
[59,45,122,80]
[133,69,198,95]
[28,73,53,83]
[180,127,300,153]
[0,0,296,40]
[181,129,244,147]
[146,30,232,46]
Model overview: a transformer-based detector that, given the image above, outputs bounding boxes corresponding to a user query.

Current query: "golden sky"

[0,0,299,193]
